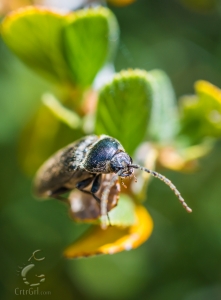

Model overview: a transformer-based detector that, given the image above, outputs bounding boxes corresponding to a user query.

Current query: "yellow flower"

[64,204,153,258]
[64,173,153,258]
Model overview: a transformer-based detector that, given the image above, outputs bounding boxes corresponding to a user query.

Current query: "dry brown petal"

[69,174,120,222]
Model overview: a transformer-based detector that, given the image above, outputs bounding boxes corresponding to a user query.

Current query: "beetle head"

[110,151,133,177]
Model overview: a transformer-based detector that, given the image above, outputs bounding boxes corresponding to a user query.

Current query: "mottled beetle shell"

[33,135,124,198]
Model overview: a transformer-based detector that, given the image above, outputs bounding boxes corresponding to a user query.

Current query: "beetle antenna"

[101,170,122,229]
[131,164,192,213]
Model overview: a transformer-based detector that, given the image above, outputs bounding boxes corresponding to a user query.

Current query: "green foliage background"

[1,0,221,300]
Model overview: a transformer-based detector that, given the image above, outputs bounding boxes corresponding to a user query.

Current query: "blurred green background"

[1,0,221,299]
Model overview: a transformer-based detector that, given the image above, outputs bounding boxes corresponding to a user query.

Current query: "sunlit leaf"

[1,6,119,86]
[64,204,153,258]
[147,69,179,143]
[195,80,221,104]
[105,194,136,226]
[95,69,152,155]
[63,7,119,87]
[1,7,69,83]
[195,80,221,136]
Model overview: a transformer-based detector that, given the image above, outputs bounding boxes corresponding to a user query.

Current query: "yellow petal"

[64,205,153,258]
[195,80,221,103]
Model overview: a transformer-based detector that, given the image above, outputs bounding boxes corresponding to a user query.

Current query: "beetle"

[33,134,192,228]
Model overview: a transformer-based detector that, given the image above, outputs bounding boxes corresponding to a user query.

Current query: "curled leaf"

[1,6,119,86]
[42,93,81,129]
[96,69,178,155]
[95,69,152,155]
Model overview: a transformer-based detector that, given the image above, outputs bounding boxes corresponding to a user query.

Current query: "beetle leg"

[50,187,71,203]
[75,176,95,190]
[50,176,95,202]
[79,186,112,226]
[77,175,101,204]
[51,186,70,197]
[53,195,69,203]
[91,174,102,194]
[76,176,100,202]
[76,174,101,195]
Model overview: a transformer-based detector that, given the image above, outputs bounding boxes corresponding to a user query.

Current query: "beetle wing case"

[33,135,99,198]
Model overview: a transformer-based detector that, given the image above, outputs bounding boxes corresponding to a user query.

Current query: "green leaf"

[1,6,119,87]
[1,7,69,84]
[178,95,203,145]
[179,80,221,145]
[95,69,152,155]
[147,69,179,143]
[195,81,221,137]
[42,93,81,129]
[103,194,136,227]
[63,7,119,87]
[18,99,83,176]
